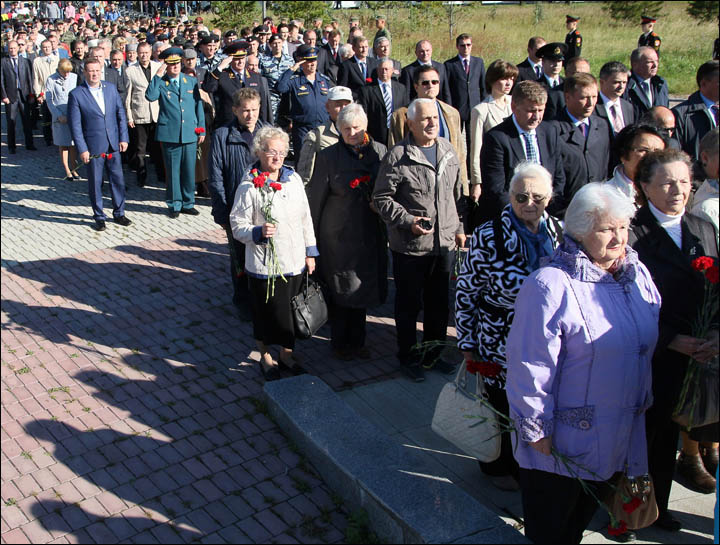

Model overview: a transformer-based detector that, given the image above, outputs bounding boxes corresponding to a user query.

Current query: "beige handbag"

[431,360,502,462]
[606,474,659,530]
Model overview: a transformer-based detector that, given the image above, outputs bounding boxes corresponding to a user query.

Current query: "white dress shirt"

[88,83,105,114]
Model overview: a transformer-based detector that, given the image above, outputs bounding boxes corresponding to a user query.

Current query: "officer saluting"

[638,15,661,55]
[277,44,332,158]
[204,41,272,127]
[146,47,206,218]
[564,15,582,62]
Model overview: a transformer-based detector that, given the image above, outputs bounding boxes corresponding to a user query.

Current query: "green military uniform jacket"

[145,73,205,144]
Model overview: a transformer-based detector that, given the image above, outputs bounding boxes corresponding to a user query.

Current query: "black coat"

[399,59,451,104]
[443,55,486,122]
[337,56,379,97]
[550,110,612,216]
[356,80,408,146]
[478,116,565,222]
[595,96,637,136]
[629,206,718,411]
[516,58,541,83]
[204,66,271,127]
[672,91,715,162]
[307,139,388,308]
[320,42,343,84]
[0,56,33,103]
[543,86,566,121]
[623,73,670,114]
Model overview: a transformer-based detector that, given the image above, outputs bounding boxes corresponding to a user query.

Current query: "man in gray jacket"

[373,98,466,382]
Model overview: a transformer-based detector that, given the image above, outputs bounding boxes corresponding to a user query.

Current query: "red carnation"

[106,153,113,160]
[359,175,371,184]
[608,520,628,536]
[269,182,282,191]
[349,179,360,189]
[253,177,265,188]
[706,265,719,284]
[691,256,714,272]
[365,77,372,83]
[100,153,106,158]
[622,496,642,514]
[194,127,205,134]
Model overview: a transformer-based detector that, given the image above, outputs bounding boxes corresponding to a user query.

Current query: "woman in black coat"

[629,149,719,533]
[308,103,388,360]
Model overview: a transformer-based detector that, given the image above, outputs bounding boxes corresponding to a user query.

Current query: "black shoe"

[260,364,282,381]
[401,364,425,382]
[93,220,106,231]
[278,358,306,376]
[114,216,132,226]
[169,210,180,218]
[612,530,637,543]
[137,168,147,187]
[653,511,682,532]
[180,207,200,215]
[72,174,81,181]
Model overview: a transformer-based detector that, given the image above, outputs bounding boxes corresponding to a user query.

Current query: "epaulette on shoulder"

[210,71,219,80]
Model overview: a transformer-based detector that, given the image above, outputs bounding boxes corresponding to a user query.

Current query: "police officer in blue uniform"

[203,41,272,127]
[146,47,206,218]
[277,44,331,159]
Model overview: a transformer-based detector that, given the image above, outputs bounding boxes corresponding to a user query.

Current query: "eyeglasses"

[512,192,549,204]
[419,79,439,86]
[263,149,287,158]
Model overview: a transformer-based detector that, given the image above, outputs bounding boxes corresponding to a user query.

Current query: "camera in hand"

[418,218,433,231]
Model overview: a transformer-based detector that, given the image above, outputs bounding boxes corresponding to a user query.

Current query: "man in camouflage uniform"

[196,33,225,73]
[259,33,294,123]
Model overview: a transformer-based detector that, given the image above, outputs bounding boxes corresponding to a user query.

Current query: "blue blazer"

[68,81,128,155]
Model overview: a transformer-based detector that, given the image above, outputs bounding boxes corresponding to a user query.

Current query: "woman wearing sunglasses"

[455,162,563,491]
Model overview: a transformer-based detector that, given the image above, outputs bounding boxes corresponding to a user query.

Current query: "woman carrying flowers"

[629,149,719,531]
[307,104,388,361]
[229,127,318,381]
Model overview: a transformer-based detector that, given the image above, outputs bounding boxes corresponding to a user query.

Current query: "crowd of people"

[1,2,719,543]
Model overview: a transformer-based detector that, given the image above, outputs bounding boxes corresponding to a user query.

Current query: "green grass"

[304,1,715,96]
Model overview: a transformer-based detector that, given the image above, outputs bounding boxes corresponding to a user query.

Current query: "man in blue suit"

[68,58,131,232]
[146,47,206,217]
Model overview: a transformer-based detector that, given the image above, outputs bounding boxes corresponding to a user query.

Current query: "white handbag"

[431,360,502,462]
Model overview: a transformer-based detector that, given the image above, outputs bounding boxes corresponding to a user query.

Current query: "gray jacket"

[373,135,465,256]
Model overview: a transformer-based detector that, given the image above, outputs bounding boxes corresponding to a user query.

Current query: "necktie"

[359,61,366,80]
[641,81,651,102]
[535,65,541,79]
[463,58,469,75]
[382,83,392,128]
[173,78,178,89]
[579,122,588,139]
[711,104,719,127]
[610,103,623,133]
[12,58,20,90]
[523,132,538,163]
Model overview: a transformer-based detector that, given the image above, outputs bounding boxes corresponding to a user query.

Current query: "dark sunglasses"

[420,79,439,86]
[513,192,549,204]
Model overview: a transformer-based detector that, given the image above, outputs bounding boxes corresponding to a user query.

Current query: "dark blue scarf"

[508,208,553,272]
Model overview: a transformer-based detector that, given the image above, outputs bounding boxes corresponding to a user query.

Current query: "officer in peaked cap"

[276,44,332,158]
[564,15,582,63]
[204,41,271,126]
[536,42,568,90]
[638,15,662,55]
[145,47,206,217]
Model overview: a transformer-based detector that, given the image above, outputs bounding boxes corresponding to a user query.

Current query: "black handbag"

[291,272,328,340]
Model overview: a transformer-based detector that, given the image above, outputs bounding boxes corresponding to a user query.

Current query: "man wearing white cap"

[297,85,352,185]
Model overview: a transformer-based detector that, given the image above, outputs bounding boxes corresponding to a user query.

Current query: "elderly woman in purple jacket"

[506,183,661,544]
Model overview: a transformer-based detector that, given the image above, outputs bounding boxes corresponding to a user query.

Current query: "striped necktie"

[381,82,392,128]
[523,132,538,163]
[610,103,623,133]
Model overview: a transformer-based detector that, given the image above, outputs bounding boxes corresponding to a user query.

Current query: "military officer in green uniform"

[277,44,331,158]
[638,15,662,56]
[373,15,390,45]
[146,47,206,218]
[564,15,582,64]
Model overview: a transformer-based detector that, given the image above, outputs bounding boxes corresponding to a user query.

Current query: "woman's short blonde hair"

[252,126,290,158]
[58,58,73,73]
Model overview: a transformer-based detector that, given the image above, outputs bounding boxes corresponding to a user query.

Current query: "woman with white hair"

[230,126,318,381]
[308,103,388,360]
[506,182,661,543]
[455,162,563,491]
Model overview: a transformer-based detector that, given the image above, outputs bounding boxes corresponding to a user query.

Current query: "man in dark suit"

[337,35,378,97]
[68,58,131,231]
[479,80,565,223]
[624,46,669,115]
[320,28,343,84]
[444,32,486,137]
[0,40,37,153]
[357,58,408,145]
[516,36,546,83]
[204,41,271,128]
[596,61,637,137]
[400,40,451,104]
[672,60,719,162]
[373,37,402,79]
[544,56,590,121]
[551,73,612,217]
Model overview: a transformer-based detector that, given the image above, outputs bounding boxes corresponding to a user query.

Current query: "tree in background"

[686,1,720,22]
[602,1,665,23]
[214,1,261,30]
[269,1,329,24]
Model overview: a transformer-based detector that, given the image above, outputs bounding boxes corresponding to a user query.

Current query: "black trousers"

[329,304,367,350]
[248,274,303,349]
[645,404,679,514]
[131,123,165,179]
[41,101,53,144]
[478,382,519,478]
[224,226,249,305]
[392,251,452,364]
[4,98,34,150]
[519,468,609,544]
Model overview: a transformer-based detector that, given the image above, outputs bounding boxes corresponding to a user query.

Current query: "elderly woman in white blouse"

[45,58,79,180]
[469,60,518,210]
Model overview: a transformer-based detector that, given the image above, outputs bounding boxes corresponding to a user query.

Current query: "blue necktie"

[382,83,392,128]
[523,133,538,163]
[359,61,366,80]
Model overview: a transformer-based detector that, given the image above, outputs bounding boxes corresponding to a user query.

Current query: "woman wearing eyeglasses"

[455,162,563,491]
[229,127,318,381]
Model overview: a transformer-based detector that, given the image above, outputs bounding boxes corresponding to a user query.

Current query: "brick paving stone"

[191,479,224,503]
[103,515,137,541]
[85,521,119,544]
[72,475,104,499]
[147,469,180,496]
[59,504,91,532]
[122,505,156,532]
[149,523,185,544]
[236,517,272,543]
[288,495,322,519]
[185,508,221,535]
[95,491,128,516]
[162,463,195,488]
[2,505,29,530]
[217,525,252,544]
[222,495,255,521]
[129,529,160,544]
[1,528,30,544]
[271,502,304,527]
[38,512,72,540]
